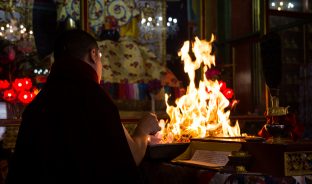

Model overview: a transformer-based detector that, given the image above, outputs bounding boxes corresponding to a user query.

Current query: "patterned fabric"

[98,39,179,87]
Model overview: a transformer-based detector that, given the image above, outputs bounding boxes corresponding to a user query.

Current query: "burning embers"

[155,36,240,143]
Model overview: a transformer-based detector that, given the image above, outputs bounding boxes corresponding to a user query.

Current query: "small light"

[141,18,146,24]
[6,24,9,28]
[168,17,172,22]
[148,17,152,22]
[20,25,24,29]
[23,94,28,99]
[167,22,170,27]
[156,22,160,26]
[18,83,22,87]
[271,2,276,7]
[158,17,163,21]
[173,18,177,24]
[8,93,11,97]
[34,69,38,74]
[29,30,33,35]
[1,27,4,31]
[280,1,284,6]
[288,3,294,9]
[278,7,282,11]
[9,29,13,33]
[147,22,151,26]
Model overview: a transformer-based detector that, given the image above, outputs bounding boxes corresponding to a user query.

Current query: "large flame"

[156,35,240,143]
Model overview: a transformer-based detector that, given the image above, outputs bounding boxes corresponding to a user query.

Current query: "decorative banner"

[107,0,132,26]
[88,0,105,33]
[57,0,105,33]
[57,0,140,36]
[65,0,80,21]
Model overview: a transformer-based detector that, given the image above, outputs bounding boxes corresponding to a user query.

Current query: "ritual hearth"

[154,35,240,144]
[145,34,311,178]
[169,138,312,177]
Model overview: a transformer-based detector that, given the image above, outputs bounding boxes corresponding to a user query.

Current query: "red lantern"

[219,81,227,91]
[18,91,33,104]
[12,78,26,92]
[223,88,234,99]
[23,78,33,90]
[3,89,17,102]
[0,80,10,90]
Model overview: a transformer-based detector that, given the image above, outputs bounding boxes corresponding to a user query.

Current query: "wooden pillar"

[80,0,88,32]
[260,0,269,112]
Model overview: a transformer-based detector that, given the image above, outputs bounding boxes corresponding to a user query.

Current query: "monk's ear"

[89,48,97,64]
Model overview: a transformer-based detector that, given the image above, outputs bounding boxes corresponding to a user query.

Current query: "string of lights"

[270,1,296,11]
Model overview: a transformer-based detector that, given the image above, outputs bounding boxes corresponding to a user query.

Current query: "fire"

[156,35,241,143]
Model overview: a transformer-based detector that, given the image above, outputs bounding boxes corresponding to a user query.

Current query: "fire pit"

[148,36,253,163]
[155,35,242,145]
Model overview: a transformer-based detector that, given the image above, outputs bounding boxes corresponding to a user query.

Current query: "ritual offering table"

[142,137,312,183]
[172,137,312,176]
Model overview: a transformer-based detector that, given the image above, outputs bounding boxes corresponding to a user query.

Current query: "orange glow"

[156,35,240,143]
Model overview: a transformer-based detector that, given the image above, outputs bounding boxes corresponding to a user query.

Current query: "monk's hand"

[136,112,161,135]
